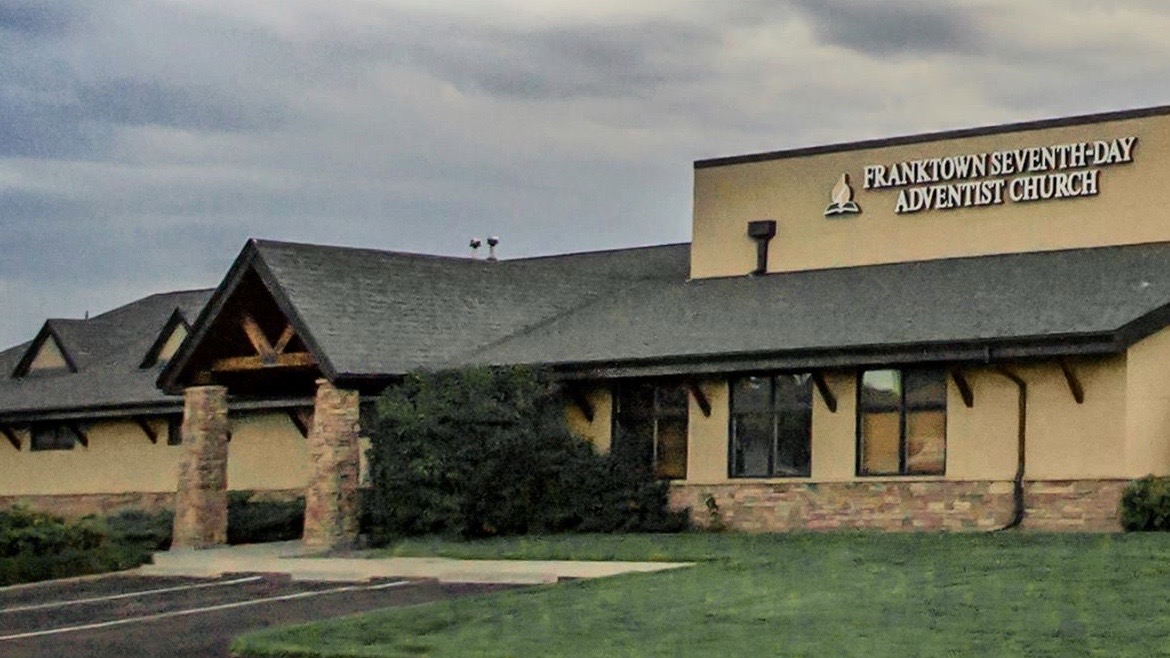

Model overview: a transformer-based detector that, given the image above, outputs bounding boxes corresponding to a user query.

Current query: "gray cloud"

[790,0,982,56]
[0,2,78,37]
[76,79,283,132]
[408,21,719,100]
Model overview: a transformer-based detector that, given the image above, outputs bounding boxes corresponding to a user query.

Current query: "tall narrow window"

[730,374,812,477]
[613,381,688,479]
[858,368,946,476]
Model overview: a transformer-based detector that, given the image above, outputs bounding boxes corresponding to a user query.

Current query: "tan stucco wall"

[1126,327,1170,477]
[686,379,729,483]
[0,419,181,495]
[1018,357,1128,479]
[0,411,309,497]
[809,371,856,481]
[944,368,1018,480]
[693,113,1168,278]
[226,411,311,491]
[565,387,613,453]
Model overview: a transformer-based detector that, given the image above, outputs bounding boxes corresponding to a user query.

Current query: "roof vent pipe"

[469,238,482,260]
[487,236,499,262]
[747,220,777,275]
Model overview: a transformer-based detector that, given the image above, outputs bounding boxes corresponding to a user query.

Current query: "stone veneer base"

[0,489,303,520]
[671,480,1128,533]
[0,492,177,519]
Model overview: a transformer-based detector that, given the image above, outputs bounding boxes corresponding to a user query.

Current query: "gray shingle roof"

[464,241,1170,372]
[0,289,212,420]
[249,240,689,378]
[18,237,1170,418]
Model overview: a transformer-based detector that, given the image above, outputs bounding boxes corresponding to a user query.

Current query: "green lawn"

[234,532,1170,657]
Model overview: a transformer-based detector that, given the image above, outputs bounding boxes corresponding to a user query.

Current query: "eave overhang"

[542,332,1126,381]
[0,395,319,424]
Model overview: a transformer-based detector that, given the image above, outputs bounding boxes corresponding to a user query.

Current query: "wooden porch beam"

[686,381,712,418]
[240,314,276,361]
[134,417,159,444]
[950,368,975,408]
[1059,359,1085,404]
[0,425,19,451]
[812,373,837,413]
[273,324,296,354]
[287,408,313,438]
[211,352,316,372]
[67,423,89,448]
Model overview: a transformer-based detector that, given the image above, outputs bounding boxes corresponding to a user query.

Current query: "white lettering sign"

[862,136,1136,214]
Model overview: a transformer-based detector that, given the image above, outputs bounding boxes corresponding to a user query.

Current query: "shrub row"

[0,493,306,587]
[363,366,689,542]
[0,508,156,586]
[99,494,305,547]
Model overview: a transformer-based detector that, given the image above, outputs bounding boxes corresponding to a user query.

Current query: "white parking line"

[0,575,265,614]
[0,580,413,642]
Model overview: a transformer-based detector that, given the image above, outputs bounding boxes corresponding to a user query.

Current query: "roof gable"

[139,309,191,369]
[158,241,328,395]
[12,324,77,377]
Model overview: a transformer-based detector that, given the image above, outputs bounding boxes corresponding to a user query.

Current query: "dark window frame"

[29,423,77,452]
[728,373,813,479]
[855,367,948,477]
[611,380,689,480]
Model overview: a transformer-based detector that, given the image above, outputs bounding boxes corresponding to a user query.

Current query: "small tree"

[363,366,688,542]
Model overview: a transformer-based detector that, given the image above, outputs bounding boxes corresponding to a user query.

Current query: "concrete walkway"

[136,541,692,585]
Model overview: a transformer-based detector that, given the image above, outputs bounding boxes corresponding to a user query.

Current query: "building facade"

[7,105,1170,538]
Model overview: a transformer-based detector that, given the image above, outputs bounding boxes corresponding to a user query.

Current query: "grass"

[234,532,1170,657]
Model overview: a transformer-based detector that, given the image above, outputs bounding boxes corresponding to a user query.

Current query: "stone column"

[302,378,361,550]
[172,385,230,549]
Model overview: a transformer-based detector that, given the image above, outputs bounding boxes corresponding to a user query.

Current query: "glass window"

[730,374,812,478]
[858,368,946,476]
[613,381,689,480]
[30,424,75,451]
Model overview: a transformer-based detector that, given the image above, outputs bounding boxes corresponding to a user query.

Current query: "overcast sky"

[3,0,1170,349]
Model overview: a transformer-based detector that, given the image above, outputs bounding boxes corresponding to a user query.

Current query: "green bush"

[106,509,174,551]
[228,492,305,544]
[100,495,305,547]
[363,366,688,543]
[1120,476,1170,531]
[0,507,152,586]
[0,507,105,557]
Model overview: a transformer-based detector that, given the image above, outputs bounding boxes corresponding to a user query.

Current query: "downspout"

[994,365,1027,530]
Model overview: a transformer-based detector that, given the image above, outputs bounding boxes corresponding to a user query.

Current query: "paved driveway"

[0,573,510,658]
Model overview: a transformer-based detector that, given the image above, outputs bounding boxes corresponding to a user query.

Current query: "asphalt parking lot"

[0,572,511,657]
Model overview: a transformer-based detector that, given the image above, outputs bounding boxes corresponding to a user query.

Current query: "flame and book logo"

[824,173,861,217]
